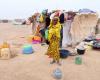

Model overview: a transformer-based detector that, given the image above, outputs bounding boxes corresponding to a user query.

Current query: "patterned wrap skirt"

[47,36,60,61]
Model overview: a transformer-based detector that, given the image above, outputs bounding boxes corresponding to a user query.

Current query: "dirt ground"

[0,23,100,80]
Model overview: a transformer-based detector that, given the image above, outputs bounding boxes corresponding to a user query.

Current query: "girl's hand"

[52,34,56,39]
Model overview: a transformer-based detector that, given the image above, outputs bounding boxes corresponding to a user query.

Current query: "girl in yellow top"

[47,17,62,65]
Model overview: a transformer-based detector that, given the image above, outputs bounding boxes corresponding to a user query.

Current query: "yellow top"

[48,17,61,41]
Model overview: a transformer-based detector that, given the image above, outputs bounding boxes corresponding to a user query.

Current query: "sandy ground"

[0,23,100,80]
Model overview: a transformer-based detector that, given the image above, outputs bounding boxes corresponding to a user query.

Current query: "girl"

[46,17,62,65]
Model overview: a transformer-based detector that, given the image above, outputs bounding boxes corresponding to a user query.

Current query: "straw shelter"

[70,13,98,46]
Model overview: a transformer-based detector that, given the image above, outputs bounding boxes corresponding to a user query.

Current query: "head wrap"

[48,17,61,41]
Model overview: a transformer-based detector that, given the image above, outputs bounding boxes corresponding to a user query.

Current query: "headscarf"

[42,9,48,15]
[48,17,62,41]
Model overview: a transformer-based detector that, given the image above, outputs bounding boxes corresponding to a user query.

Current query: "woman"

[39,14,50,44]
[46,17,62,65]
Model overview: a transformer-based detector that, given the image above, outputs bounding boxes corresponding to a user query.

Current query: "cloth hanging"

[62,20,72,47]
[59,13,64,24]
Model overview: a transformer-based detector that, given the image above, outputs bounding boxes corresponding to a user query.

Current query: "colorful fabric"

[45,29,49,39]
[34,25,40,36]
[39,14,44,22]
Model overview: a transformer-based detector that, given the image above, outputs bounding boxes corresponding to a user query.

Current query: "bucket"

[22,44,33,54]
[59,49,70,58]
[77,49,85,55]
[75,55,82,65]
[52,68,62,79]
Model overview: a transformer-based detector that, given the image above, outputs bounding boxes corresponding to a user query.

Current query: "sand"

[0,23,100,80]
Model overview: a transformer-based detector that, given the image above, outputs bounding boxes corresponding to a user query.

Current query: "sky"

[0,0,100,19]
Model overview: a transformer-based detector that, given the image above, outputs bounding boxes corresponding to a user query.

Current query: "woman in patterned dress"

[46,17,62,65]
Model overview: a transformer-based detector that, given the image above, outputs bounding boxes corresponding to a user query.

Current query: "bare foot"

[57,61,61,66]
[50,60,56,64]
